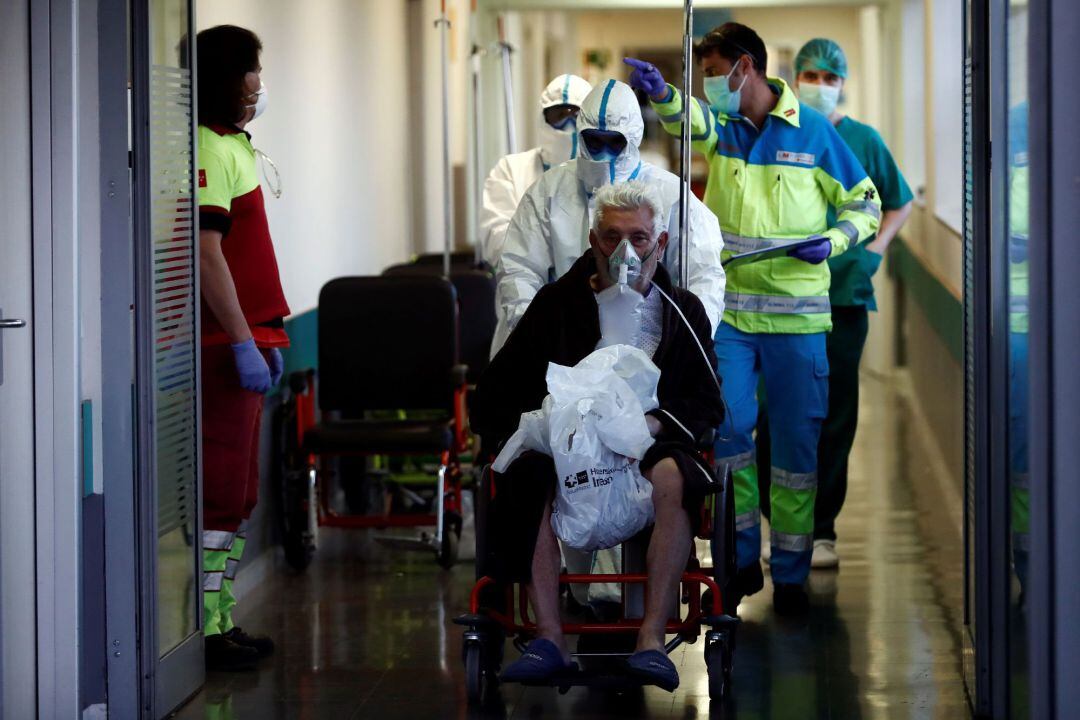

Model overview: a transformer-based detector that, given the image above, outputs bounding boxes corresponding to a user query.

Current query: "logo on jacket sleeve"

[198,169,207,188]
[776,150,815,166]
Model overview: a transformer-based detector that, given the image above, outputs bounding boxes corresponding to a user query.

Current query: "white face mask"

[576,142,642,193]
[538,117,578,168]
[798,82,840,117]
[247,84,268,121]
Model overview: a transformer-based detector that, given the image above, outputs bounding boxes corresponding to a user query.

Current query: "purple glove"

[623,58,668,100]
[268,347,284,386]
[231,338,271,394]
[788,236,832,265]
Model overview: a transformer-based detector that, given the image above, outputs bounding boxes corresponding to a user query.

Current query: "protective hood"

[538,74,592,168]
[575,79,644,192]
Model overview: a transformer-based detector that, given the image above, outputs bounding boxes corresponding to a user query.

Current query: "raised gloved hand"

[231,337,271,394]
[268,347,284,387]
[623,58,669,101]
[788,236,832,265]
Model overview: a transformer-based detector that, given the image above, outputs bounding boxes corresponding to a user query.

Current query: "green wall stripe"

[81,399,94,497]
[888,237,964,363]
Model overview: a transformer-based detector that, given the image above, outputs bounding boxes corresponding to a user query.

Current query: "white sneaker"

[811,539,839,569]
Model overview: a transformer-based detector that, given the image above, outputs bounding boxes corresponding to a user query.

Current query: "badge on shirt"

[198,169,207,188]
[776,150,815,166]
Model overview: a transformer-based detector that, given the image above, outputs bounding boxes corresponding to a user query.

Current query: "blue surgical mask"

[798,82,841,117]
[703,61,747,116]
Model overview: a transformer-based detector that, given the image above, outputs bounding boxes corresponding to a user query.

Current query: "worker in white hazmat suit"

[479,74,593,265]
[491,79,726,356]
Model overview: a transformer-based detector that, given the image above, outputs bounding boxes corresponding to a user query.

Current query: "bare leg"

[525,502,571,662]
[637,458,691,653]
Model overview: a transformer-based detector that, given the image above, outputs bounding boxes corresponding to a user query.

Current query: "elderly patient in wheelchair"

[470,181,725,692]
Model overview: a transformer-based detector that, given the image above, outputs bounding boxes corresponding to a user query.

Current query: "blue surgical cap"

[795,38,848,79]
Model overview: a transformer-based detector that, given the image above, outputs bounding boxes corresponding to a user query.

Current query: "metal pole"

[471,42,485,266]
[437,3,453,278]
[496,14,517,154]
[678,0,694,289]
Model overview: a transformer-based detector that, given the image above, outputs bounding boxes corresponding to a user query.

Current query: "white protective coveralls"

[478,74,593,266]
[491,79,726,355]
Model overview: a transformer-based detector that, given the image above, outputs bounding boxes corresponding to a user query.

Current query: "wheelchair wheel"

[705,629,734,700]
[436,510,462,570]
[282,465,317,572]
[463,631,502,706]
[464,642,485,705]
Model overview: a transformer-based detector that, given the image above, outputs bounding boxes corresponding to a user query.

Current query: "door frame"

[1027,0,1080,716]
[29,0,84,715]
[129,0,206,714]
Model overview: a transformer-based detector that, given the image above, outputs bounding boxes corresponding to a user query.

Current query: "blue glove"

[623,58,668,100]
[231,338,271,394]
[268,348,284,387]
[788,236,832,265]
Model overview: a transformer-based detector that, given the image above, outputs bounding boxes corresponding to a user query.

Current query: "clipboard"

[721,237,827,269]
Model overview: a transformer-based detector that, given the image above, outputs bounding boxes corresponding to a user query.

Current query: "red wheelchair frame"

[280,369,471,570]
[455,462,739,705]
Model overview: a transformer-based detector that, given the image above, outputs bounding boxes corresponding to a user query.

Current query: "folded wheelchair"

[455,446,741,705]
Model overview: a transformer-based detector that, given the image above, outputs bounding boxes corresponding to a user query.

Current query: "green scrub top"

[826,116,914,310]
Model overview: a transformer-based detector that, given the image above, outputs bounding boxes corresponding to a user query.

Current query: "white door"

[0,0,39,715]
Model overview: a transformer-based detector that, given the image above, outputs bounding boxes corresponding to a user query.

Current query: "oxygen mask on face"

[607,238,645,286]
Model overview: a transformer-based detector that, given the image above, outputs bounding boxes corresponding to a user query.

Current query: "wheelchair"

[276,275,470,570]
[455,440,741,705]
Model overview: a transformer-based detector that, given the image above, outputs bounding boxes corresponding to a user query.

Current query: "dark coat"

[471,251,724,450]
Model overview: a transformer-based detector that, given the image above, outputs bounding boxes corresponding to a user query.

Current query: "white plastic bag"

[492,345,662,551]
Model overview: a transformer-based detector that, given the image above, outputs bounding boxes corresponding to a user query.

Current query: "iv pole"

[678,0,694,289]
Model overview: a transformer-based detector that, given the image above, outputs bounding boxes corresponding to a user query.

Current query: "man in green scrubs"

[758,38,914,568]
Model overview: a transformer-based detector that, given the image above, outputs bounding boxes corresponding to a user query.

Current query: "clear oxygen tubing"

[651,281,731,440]
[437,2,453,278]
[677,0,694,289]
[496,14,517,155]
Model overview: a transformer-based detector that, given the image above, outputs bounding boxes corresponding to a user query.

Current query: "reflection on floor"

[172,374,970,719]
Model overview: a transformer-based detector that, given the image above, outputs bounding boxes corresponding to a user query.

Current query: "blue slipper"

[499,639,578,684]
[626,649,680,692]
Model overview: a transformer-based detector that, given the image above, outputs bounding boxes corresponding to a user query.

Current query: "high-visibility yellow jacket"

[652,78,881,333]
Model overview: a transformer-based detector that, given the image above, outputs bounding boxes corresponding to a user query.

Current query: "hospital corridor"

[0,0,1076,718]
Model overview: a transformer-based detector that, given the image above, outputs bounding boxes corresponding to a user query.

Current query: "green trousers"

[203,526,247,636]
[757,306,869,541]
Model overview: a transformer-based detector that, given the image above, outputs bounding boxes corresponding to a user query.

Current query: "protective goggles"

[580,129,628,158]
[543,104,580,129]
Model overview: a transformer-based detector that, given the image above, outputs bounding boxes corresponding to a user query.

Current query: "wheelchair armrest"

[451,364,469,387]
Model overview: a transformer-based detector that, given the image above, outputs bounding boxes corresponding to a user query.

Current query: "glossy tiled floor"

[172,375,970,719]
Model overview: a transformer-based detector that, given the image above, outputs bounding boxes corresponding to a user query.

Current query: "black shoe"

[224,627,275,658]
[205,634,259,671]
[773,583,810,616]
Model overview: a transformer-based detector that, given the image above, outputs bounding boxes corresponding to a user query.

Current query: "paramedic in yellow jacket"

[626,22,880,616]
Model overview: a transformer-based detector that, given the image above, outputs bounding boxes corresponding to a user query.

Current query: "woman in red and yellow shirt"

[196,25,289,671]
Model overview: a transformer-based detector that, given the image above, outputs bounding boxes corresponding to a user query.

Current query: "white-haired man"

[472,181,725,693]
[490,79,726,354]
